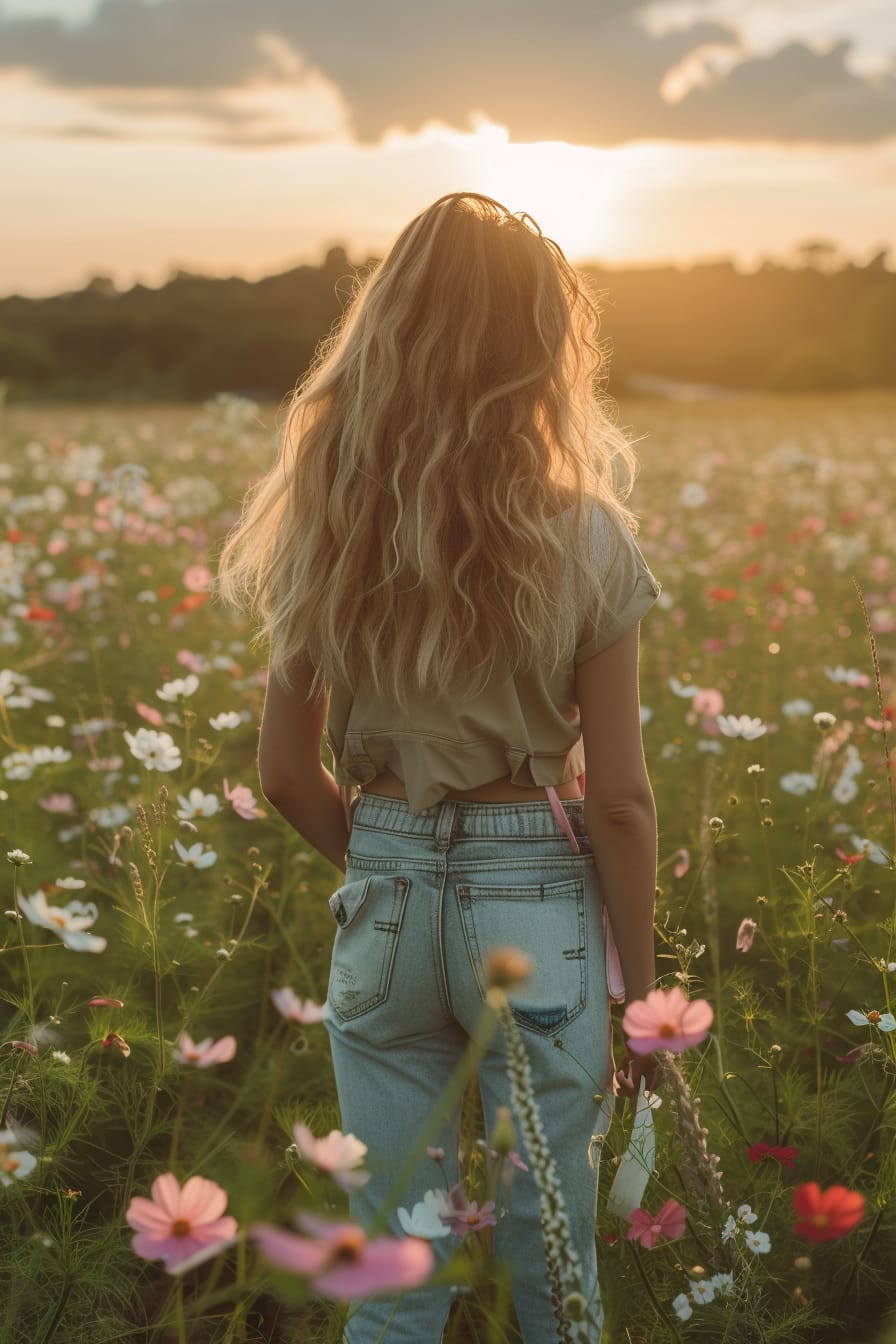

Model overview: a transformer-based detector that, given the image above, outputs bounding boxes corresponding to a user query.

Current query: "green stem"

[834,1205,884,1318]
[36,1276,73,1344]
[626,1240,684,1341]
[12,871,35,1024]
[0,1049,24,1128]
[167,1082,187,1166]
[175,1277,187,1344]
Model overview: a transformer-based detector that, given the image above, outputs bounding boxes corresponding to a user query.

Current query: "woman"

[216,192,662,1343]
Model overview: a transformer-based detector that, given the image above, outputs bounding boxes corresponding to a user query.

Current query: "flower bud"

[491,1105,516,1156]
[484,946,534,989]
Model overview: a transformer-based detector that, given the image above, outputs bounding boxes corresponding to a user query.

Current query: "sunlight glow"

[461,117,631,263]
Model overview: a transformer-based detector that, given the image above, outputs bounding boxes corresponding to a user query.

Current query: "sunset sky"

[2,0,895,297]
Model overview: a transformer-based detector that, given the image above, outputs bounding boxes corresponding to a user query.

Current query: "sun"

[463,118,630,264]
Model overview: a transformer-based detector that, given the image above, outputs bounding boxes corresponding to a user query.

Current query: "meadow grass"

[1,391,895,1343]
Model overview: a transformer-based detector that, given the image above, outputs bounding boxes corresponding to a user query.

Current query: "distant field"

[1,392,895,1343]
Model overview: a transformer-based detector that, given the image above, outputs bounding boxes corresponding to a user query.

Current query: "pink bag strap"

[340,777,626,1004]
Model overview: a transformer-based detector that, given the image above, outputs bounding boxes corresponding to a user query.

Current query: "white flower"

[747,763,765,774]
[680,482,708,508]
[813,711,837,730]
[208,711,241,731]
[668,677,698,699]
[54,876,86,890]
[832,775,859,804]
[779,772,818,796]
[6,849,31,865]
[0,1130,38,1186]
[846,1008,896,1031]
[737,1203,758,1224]
[156,675,199,702]
[850,834,890,865]
[17,889,106,953]
[696,739,724,754]
[397,1189,453,1239]
[176,788,219,820]
[721,1214,739,1243]
[90,804,132,829]
[123,728,182,772]
[782,698,813,717]
[671,1292,693,1321]
[31,745,72,765]
[717,714,767,740]
[710,1271,735,1295]
[744,1229,771,1253]
[173,840,217,869]
[824,666,869,687]
[639,706,653,725]
[51,1050,71,1064]
[689,1279,715,1304]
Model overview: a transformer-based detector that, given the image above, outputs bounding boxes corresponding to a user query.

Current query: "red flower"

[707,587,737,601]
[24,605,57,622]
[173,592,209,615]
[792,1182,864,1242]
[746,1141,798,1169]
[741,562,763,579]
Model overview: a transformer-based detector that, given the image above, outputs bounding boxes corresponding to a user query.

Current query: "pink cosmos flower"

[172,1031,237,1068]
[182,564,213,593]
[673,848,690,879]
[222,778,264,820]
[177,649,207,674]
[622,987,714,1055]
[736,918,757,952]
[693,688,724,716]
[125,1172,238,1274]
[250,1211,434,1299]
[37,793,77,815]
[292,1123,370,1190]
[626,1198,687,1248]
[271,987,326,1023]
[440,1183,498,1236]
[135,702,165,727]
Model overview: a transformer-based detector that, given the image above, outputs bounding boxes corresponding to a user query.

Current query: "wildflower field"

[2,391,895,1344]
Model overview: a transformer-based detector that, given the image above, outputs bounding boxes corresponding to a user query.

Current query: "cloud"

[0,0,893,147]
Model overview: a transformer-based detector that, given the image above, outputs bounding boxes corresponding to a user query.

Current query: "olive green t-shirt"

[324,499,661,813]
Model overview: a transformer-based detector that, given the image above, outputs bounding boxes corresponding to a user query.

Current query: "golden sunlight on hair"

[213,191,643,709]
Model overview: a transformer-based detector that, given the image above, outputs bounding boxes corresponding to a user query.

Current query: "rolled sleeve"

[574,505,662,664]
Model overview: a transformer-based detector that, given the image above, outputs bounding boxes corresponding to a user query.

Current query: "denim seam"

[434,863,452,1019]
[328,876,409,1022]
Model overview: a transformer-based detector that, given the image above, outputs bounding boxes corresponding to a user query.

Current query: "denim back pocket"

[326,874,410,1022]
[457,877,587,1036]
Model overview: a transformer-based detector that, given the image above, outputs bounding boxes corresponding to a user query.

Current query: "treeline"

[1,243,894,403]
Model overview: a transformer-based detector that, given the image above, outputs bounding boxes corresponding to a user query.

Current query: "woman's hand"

[614,1047,663,1100]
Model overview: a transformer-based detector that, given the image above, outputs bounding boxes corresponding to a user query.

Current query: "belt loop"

[434,799,458,850]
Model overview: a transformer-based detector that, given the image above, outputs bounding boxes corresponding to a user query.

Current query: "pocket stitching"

[328,876,409,1021]
[458,878,588,1037]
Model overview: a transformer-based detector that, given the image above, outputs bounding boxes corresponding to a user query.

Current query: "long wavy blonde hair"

[213,191,643,710]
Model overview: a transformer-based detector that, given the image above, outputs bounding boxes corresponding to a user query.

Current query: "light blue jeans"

[323,792,617,1344]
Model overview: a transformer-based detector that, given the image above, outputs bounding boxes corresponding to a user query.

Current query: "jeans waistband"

[350,790,589,844]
